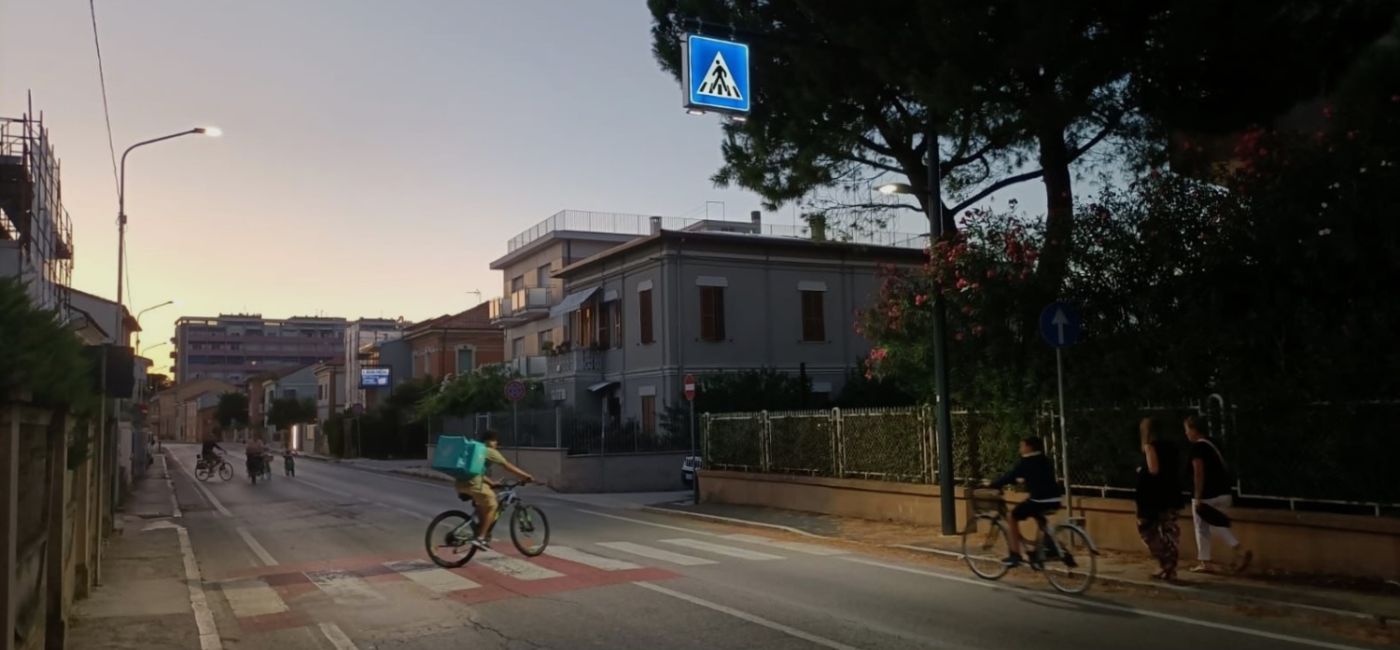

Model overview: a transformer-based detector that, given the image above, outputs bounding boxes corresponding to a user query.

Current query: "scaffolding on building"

[0,97,75,319]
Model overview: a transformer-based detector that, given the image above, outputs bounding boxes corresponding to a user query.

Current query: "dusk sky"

[1,1,1008,375]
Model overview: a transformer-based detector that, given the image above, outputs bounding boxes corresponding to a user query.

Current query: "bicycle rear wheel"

[195,465,211,482]
[1043,524,1096,594]
[962,515,1011,580]
[426,510,479,568]
[509,505,550,557]
[217,462,233,481]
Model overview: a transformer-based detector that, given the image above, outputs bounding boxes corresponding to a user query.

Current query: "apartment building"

[172,314,347,384]
[488,211,646,377]
[344,317,404,409]
[545,221,924,433]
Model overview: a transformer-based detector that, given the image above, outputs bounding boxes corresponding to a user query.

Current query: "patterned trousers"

[1138,512,1181,575]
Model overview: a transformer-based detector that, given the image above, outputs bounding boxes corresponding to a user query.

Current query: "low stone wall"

[699,469,1400,579]
[499,447,687,493]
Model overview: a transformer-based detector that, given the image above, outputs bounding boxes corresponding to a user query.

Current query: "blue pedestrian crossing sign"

[1039,302,1083,348]
[682,34,751,115]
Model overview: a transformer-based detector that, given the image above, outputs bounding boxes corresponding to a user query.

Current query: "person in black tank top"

[1184,415,1252,574]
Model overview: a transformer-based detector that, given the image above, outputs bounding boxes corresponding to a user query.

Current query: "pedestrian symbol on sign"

[696,52,743,100]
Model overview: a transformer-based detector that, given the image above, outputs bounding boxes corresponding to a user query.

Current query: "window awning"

[588,380,619,393]
[549,287,599,319]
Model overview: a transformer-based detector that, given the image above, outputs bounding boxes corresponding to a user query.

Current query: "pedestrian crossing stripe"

[660,538,783,561]
[721,534,848,556]
[696,52,743,100]
[596,541,718,566]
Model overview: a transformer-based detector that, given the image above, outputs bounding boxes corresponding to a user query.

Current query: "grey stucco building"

[543,222,924,433]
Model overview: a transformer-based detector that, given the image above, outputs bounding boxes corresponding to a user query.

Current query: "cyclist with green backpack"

[455,430,534,549]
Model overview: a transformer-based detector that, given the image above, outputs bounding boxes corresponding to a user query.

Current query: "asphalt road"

[163,443,1382,650]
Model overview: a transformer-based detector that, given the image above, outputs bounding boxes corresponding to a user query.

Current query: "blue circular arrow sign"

[1039,302,1083,348]
[504,379,528,402]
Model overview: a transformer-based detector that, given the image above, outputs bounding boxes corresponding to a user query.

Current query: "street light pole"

[925,119,958,536]
[877,120,958,535]
[134,299,175,351]
[116,127,219,345]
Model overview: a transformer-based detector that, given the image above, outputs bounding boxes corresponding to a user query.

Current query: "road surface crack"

[466,614,549,650]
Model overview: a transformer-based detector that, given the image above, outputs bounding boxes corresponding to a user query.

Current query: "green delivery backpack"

[431,436,487,480]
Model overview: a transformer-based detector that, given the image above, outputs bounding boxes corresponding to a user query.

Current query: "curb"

[642,506,1386,625]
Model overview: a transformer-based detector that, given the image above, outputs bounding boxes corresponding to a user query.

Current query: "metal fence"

[446,407,692,456]
[703,398,1400,516]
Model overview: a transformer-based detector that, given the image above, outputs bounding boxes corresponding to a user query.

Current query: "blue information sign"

[682,34,751,115]
[1039,302,1083,348]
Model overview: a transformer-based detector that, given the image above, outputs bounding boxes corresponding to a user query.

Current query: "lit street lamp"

[134,299,176,350]
[874,124,958,535]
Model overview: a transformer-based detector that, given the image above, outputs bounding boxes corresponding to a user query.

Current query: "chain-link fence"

[442,407,692,456]
[702,398,1400,516]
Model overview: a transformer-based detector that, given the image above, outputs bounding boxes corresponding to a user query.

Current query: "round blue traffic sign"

[504,379,528,402]
[1039,302,1082,348]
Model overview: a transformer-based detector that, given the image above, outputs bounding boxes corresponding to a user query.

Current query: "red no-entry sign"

[683,374,697,401]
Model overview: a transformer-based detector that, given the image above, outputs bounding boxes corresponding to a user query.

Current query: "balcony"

[545,347,604,378]
[489,286,552,326]
[506,355,547,378]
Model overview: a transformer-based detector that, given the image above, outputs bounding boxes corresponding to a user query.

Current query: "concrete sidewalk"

[68,454,210,649]
[649,500,1400,625]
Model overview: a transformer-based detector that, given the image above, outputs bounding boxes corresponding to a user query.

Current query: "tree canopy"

[214,392,250,429]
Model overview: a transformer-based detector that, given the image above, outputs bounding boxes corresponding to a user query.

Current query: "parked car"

[681,455,701,486]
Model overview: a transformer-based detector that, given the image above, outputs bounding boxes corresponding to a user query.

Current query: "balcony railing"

[507,355,547,377]
[511,286,551,313]
[546,347,604,377]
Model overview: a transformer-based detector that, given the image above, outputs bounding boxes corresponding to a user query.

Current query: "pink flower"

[955,278,969,290]
[914,294,928,306]
[985,270,997,280]
[972,324,985,336]
[869,347,888,362]
[864,370,874,381]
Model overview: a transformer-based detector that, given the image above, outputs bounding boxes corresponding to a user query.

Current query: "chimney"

[649,216,662,235]
[750,210,761,227]
[808,214,827,242]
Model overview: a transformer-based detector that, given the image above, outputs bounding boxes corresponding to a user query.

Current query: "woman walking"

[1136,417,1185,581]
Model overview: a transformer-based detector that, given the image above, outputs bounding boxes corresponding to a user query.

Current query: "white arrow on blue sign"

[1039,302,1083,348]
[682,34,751,115]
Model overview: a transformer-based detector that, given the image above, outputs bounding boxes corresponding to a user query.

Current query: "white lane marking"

[172,453,232,517]
[162,521,223,650]
[318,622,360,650]
[385,561,481,593]
[575,508,723,537]
[306,570,384,605]
[221,579,288,618]
[659,538,785,561]
[544,546,642,571]
[235,526,278,566]
[839,557,1370,650]
[596,541,717,566]
[475,550,565,580]
[722,533,848,556]
[634,582,859,650]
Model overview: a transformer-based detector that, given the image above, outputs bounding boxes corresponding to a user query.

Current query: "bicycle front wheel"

[962,515,1011,580]
[1044,524,1097,594]
[509,505,550,557]
[426,510,479,568]
[217,462,233,481]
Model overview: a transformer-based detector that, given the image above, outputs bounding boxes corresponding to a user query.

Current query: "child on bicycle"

[989,436,1063,567]
[455,430,534,549]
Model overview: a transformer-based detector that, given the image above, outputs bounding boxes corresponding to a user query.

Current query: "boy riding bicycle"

[989,436,1063,567]
[454,431,533,549]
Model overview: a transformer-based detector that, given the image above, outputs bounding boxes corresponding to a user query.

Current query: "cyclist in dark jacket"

[990,436,1062,567]
[200,435,223,466]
